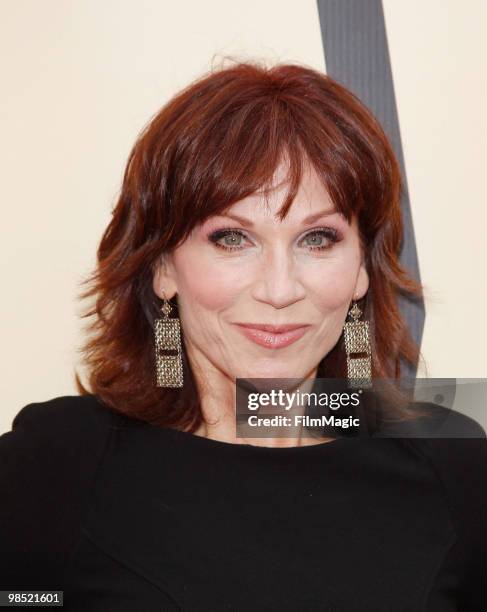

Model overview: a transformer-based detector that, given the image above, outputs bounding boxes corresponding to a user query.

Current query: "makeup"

[233,323,310,349]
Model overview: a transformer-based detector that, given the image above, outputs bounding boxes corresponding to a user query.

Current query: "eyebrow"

[217,209,340,227]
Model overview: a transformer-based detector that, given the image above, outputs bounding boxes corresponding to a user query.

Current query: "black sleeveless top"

[1,394,486,611]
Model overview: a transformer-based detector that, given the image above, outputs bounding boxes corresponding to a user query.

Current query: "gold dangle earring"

[154,290,183,388]
[343,299,372,389]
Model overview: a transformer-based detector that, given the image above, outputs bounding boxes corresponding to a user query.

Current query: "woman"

[1,60,486,611]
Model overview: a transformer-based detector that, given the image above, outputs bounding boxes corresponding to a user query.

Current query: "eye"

[299,227,341,251]
[207,226,342,253]
[208,229,250,252]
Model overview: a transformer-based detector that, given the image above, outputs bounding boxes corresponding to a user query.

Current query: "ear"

[353,262,369,301]
[152,253,178,301]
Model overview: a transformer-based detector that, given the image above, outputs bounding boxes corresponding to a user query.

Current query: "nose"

[251,245,306,309]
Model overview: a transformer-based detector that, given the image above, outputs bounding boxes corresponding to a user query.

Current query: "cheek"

[172,248,245,311]
[304,254,361,310]
[316,271,355,308]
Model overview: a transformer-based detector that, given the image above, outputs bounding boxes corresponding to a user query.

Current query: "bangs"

[77,62,421,428]
[162,79,378,249]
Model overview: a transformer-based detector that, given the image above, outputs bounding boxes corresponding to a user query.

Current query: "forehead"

[227,161,335,222]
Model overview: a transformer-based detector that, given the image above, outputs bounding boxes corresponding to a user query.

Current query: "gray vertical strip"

[317,0,424,379]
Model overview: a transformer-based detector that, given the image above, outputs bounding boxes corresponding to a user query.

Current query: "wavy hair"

[75,59,427,431]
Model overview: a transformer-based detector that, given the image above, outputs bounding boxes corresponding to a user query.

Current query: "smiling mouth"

[234,323,309,333]
[232,323,311,349]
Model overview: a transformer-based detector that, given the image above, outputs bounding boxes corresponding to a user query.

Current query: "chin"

[236,363,308,383]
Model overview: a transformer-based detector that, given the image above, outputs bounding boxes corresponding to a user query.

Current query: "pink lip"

[235,323,308,333]
[233,323,310,349]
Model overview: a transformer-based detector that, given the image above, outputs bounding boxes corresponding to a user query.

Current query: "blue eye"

[208,227,341,252]
[208,229,249,251]
[299,228,340,250]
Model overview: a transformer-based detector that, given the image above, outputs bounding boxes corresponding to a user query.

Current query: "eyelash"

[207,227,342,253]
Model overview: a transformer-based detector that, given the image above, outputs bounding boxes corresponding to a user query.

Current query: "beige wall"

[1,0,486,433]
[383,0,487,379]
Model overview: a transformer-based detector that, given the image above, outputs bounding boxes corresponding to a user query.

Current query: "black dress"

[1,394,486,611]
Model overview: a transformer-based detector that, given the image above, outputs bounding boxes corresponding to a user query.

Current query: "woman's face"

[153,161,369,386]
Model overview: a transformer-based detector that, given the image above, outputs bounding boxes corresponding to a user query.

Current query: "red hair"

[75,59,426,430]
